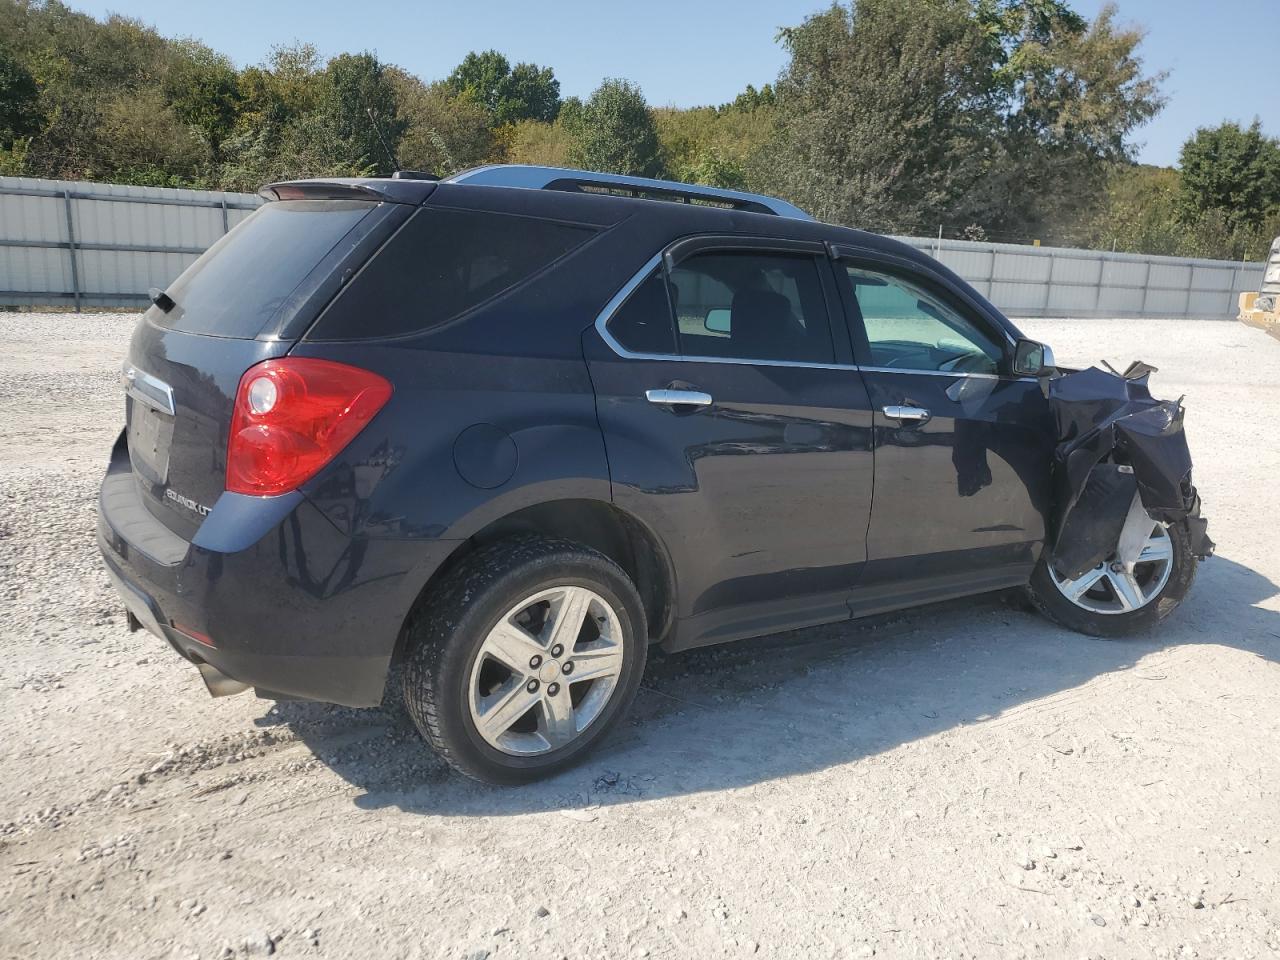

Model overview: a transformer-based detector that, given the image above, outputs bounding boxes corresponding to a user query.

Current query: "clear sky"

[66,0,1277,168]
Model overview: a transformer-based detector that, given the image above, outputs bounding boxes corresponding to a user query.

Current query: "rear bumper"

[96,432,456,707]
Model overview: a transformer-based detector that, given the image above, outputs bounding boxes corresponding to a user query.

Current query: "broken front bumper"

[1046,363,1213,580]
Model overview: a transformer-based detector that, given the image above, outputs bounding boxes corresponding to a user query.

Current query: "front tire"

[1028,519,1197,637]
[401,536,648,784]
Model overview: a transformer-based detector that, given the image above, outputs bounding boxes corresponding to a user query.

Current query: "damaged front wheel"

[1028,515,1197,638]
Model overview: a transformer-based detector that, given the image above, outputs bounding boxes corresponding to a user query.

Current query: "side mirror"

[1012,338,1055,377]
[705,308,731,334]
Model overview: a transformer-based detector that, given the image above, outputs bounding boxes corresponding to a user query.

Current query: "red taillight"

[226,358,392,496]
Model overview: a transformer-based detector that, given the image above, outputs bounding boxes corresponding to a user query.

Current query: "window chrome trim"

[594,255,1038,381]
[858,365,1037,383]
[121,361,176,416]
[594,253,861,372]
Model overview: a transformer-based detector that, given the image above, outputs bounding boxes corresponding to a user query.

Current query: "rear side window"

[669,252,835,364]
[310,208,596,340]
[607,269,677,355]
[158,200,375,339]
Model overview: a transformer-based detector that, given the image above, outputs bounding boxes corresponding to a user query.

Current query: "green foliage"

[501,117,575,168]
[768,0,996,234]
[565,78,663,178]
[763,0,1165,243]
[978,3,1165,242]
[724,83,775,113]
[1179,121,1280,231]
[445,49,560,125]
[162,41,242,158]
[1089,161,1279,261]
[0,0,1270,262]
[653,105,770,189]
[319,52,405,175]
[0,44,41,146]
[390,69,494,175]
[681,150,747,190]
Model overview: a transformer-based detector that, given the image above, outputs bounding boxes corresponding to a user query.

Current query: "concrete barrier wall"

[0,175,1265,318]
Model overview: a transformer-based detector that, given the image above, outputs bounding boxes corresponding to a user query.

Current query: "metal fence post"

[1139,260,1151,316]
[220,197,229,234]
[1229,257,1243,318]
[62,189,81,312]
[1095,254,1105,316]
[1043,254,1055,315]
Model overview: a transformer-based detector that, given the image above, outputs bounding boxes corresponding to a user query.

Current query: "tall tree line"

[1,0,1277,259]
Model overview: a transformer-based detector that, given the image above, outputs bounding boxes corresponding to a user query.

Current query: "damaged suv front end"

[1030,360,1213,633]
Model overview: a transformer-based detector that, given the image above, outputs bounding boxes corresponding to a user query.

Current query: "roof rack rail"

[444,165,813,221]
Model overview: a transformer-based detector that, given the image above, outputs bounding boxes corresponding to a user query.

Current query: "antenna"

[365,106,399,174]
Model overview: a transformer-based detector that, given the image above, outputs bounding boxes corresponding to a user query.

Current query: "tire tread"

[400,536,645,783]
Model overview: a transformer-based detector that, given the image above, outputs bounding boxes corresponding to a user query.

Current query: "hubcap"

[467,585,625,756]
[1048,512,1174,615]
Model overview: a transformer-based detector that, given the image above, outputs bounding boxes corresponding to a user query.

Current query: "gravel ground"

[1,312,1278,960]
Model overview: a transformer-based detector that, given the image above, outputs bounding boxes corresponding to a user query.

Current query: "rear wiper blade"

[148,287,176,313]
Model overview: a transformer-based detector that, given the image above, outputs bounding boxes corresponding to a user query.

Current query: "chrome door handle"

[646,389,713,408]
[882,404,931,422]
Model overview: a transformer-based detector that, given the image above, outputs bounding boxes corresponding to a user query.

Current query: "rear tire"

[401,536,647,784]
[1028,520,1197,638]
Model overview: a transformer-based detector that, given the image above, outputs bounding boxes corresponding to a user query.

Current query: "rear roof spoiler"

[259,178,436,204]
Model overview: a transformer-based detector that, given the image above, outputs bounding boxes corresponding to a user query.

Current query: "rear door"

[832,252,1054,609]
[585,237,875,649]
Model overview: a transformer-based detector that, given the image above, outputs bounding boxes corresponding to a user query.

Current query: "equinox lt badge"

[164,488,211,517]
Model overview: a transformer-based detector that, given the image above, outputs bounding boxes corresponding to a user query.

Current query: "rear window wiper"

[148,287,176,313]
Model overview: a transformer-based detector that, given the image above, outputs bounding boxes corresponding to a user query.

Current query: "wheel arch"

[393,498,677,664]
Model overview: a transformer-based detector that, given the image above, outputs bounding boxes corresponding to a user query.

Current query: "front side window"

[846,266,1003,375]
[668,252,835,364]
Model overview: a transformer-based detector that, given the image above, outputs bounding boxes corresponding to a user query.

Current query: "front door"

[585,240,875,649]
[835,256,1054,612]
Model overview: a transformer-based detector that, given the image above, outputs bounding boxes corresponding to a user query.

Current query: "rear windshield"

[307,207,596,340]
[155,200,375,338]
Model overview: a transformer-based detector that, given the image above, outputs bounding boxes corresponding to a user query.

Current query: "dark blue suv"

[98,165,1203,783]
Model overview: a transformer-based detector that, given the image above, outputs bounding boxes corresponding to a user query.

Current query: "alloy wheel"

[1048,521,1174,615]
[467,585,625,755]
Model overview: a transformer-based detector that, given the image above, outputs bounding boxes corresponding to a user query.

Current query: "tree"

[319,52,405,175]
[682,150,747,189]
[767,0,997,233]
[502,117,575,167]
[97,86,210,185]
[654,94,777,191]
[1087,161,1280,262]
[565,78,663,178]
[502,61,561,125]
[388,69,494,175]
[235,42,324,127]
[446,49,560,125]
[724,83,775,113]
[162,41,242,159]
[971,1,1166,242]
[0,46,41,148]
[766,0,1164,240]
[1178,120,1280,232]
